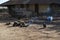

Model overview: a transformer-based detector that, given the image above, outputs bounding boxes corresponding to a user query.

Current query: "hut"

[0,0,60,18]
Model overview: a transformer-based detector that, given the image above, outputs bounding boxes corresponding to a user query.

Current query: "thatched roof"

[0,0,60,6]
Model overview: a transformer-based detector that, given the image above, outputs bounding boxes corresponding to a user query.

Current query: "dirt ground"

[0,23,60,40]
[0,12,60,40]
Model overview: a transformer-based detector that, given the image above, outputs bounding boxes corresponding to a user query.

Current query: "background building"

[0,0,60,18]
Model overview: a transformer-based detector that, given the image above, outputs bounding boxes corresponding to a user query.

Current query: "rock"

[20,22,29,27]
[12,21,29,27]
[43,23,46,28]
[13,21,20,26]
[5,22,11,25]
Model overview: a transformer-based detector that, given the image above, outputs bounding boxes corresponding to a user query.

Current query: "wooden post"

[8,6,12,15]
[8,5,15,17]
[35,4,39,16]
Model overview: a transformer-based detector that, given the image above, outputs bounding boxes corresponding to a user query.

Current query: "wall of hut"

[38,4,60,16]
[52,5,60,16]
[39,5,49,13]
[8,4,60,18]
[8,4,51,17]
[8,4,36,18]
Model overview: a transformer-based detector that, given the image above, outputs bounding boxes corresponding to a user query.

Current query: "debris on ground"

[5,22,11,25]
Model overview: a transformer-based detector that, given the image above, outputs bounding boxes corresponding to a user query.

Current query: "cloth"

[47,16,53,22]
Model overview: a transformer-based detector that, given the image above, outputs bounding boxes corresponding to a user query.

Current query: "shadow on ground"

[46,25,60,32]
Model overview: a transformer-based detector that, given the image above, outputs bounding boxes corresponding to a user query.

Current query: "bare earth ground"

[0,12,60,40]
[0,23,60,40]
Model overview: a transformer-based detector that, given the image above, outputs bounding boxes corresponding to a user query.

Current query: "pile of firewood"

[5,21,29,27]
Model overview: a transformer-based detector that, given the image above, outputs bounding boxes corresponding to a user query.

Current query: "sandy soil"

[0,13,60,40]
[0,23,60,40]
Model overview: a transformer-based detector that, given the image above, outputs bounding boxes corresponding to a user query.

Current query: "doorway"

[35,4,39,16]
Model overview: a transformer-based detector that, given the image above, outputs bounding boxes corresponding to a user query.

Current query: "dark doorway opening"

[35,4,39,16]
